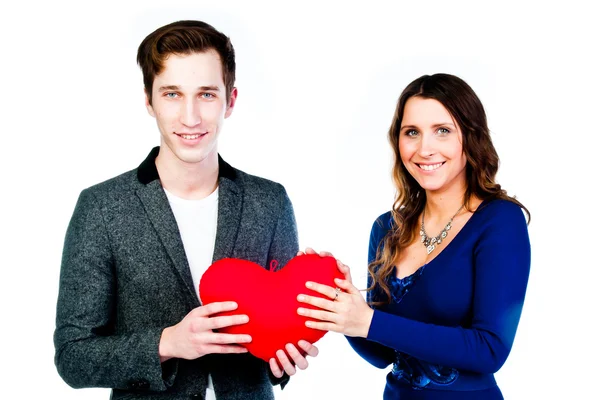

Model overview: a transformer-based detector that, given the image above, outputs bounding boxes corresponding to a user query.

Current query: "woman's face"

[398,97,467,196]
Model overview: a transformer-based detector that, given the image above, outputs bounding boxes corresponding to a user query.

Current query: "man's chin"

[176,148,218,166]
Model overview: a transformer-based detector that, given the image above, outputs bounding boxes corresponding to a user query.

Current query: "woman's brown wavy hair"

[367,73,529,306]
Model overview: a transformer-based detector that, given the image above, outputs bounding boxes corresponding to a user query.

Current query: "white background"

[1,0,598,399]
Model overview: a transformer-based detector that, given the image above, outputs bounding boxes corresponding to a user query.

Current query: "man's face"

[146,50,237,165]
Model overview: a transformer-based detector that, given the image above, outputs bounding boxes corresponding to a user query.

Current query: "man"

[54,20,317,399]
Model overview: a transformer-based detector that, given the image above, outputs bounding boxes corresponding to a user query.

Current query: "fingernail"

[306,282,313,288]
[298,295,305,301]
[334,278,342,284]
[306,321,313,327]
[298,308,305,315]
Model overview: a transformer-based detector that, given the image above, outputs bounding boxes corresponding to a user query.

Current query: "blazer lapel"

[136,180,198,304]
[134,148,242,305]
[212,157,242,262]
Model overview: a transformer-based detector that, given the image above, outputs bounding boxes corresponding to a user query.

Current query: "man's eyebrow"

[198,86,220,91]
[157,85,180,92]
[157,85,221,92]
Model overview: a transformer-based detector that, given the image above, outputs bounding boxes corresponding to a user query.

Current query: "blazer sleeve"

[266,185,299,388]
[345,214,397,368]
[365,203,531,374]
[54,189,174,392]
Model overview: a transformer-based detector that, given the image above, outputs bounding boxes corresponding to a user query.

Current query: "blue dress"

[346,199,530,399]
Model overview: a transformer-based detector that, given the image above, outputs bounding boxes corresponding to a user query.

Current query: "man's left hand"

[269,340,319,378]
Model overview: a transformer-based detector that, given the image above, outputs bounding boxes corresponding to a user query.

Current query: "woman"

[297,73,531,399]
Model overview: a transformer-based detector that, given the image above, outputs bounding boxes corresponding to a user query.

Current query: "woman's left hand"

[297,271,374,338]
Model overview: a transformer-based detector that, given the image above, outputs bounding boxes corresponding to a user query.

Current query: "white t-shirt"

[164,187,219,399]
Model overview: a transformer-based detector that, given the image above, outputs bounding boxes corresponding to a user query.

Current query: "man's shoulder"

[81,168,139,200]
[225,162,289,202]
[222,163,293,213]
[233,167,285,193]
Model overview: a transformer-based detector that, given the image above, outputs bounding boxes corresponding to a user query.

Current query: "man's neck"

[155,148,219,200]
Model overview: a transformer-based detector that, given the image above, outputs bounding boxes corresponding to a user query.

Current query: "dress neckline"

[393,198,490,281]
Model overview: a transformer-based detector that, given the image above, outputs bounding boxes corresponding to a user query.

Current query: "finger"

[305,320,340,333]
[206,332,252,345]
[197,301,238,317]
[276,349,297,376]
[318,251,334,257]
[296,251,305,256]
[297,340,319,358]
[269,358,284,378]
[304,247,317,255]
[305,281,339,300]
[334,278,361,295]
[297,293,337,312]
[285,343,309,370]
[206,314,250,330]
[298,306,337,323]
[204,344,249,354]
[336,260,352,283]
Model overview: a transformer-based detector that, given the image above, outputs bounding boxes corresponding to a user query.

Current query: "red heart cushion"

[199,253,344,362]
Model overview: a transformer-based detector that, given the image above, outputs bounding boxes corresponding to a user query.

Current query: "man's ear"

[145,90,155,117]
[225,87,238,119]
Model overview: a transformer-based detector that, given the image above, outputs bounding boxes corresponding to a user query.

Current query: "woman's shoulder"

[371,210,394,233]
[477,198,526,217]
[369,210,397,246]
[474,198,529,231]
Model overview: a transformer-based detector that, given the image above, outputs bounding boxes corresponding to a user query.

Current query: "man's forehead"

[163,49,221,63]
[154,51,225,89]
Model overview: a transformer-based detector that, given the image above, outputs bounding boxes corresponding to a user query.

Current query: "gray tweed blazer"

[54,147,299,399]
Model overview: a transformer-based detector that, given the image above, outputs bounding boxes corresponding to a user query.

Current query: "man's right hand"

[158,301,251,362]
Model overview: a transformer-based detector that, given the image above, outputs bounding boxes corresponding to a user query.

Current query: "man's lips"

[174,132,208,140]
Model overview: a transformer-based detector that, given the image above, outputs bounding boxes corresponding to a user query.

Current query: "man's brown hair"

[137,20,236,104]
